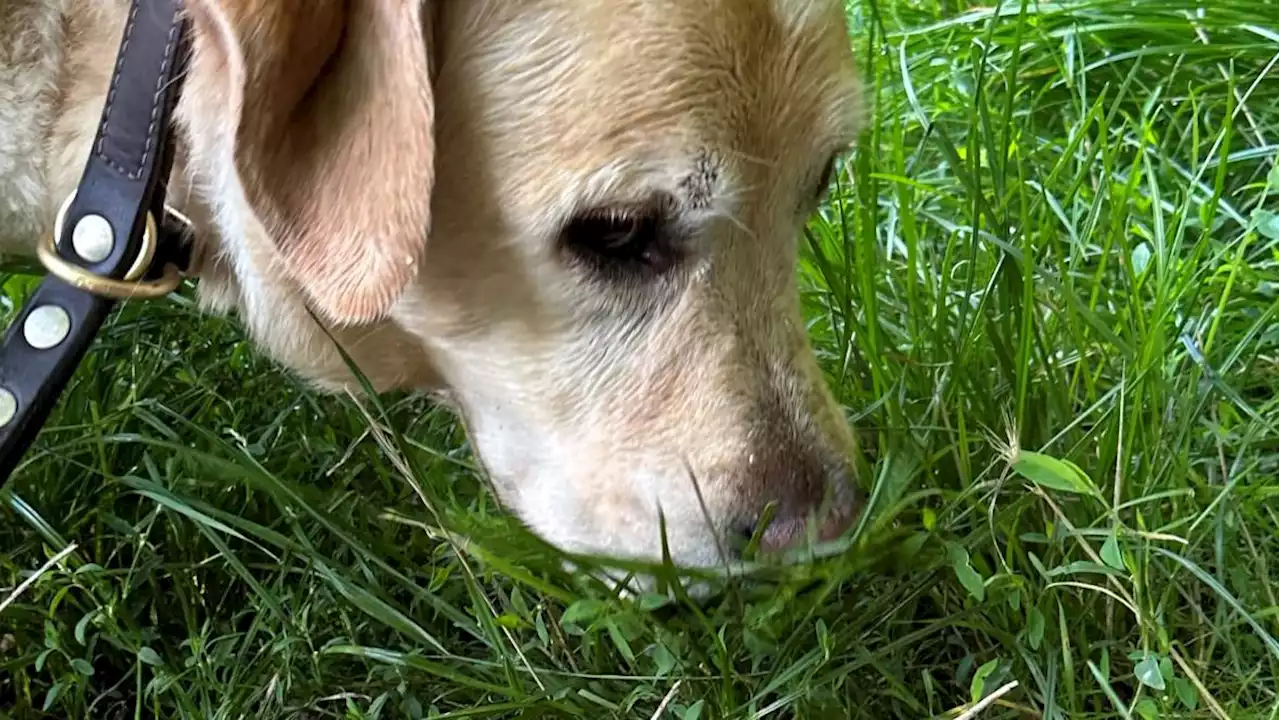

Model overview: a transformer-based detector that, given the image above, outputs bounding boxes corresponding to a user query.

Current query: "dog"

[1,0,865,571]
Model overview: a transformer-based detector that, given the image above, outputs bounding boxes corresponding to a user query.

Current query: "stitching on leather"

[141,14,182,179]
[95,3,181,180]
[93,1,139,174]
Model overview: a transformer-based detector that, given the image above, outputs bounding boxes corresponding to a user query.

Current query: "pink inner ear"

[271,0,435,326]
[202,0,435,326]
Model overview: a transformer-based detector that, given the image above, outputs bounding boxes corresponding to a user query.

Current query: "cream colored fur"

[0,0,864,569]
[0,0,66,246]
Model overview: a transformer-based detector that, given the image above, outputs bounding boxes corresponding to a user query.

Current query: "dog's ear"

[185,0,434,325]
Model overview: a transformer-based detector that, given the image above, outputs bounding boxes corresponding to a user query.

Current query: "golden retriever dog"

[0,0,864,570]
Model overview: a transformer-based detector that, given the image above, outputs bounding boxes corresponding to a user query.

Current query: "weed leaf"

[970,658,999,703]
[1135,654,1165,691]
[1011,451,1099,498]
[1101,532,1125,570]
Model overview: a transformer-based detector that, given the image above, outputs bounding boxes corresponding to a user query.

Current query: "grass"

[2,0,1277,717]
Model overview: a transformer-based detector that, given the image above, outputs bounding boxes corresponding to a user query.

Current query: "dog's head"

[175,0,863,567]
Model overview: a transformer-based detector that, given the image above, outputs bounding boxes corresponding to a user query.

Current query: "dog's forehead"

[438,0,859,226]
[457,0,859,145]
[602,0,857,206]
[582,0,859,141]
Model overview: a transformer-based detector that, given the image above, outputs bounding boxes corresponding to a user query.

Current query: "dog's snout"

[737,450,859,554]
[756,482,856,553]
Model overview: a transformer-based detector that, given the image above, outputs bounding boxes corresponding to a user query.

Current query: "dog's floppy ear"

[186,0,434,325]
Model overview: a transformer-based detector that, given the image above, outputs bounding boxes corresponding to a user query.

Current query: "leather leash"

[0,0,196,483]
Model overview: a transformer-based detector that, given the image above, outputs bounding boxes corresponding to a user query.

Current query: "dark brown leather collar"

[0,0,195,481]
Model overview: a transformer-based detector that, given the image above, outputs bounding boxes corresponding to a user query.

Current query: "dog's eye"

[562,205,675,274]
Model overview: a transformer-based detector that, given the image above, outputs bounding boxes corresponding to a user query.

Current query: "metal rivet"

[23,305,72,350]
[72,213,114,263]
[0,388,15,428]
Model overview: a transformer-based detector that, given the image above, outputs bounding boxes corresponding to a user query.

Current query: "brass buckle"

[36,192,183,300]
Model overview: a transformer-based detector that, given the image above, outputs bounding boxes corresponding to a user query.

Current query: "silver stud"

[23,305,72,350]
[0,388,15,428]
[71,213,114,263]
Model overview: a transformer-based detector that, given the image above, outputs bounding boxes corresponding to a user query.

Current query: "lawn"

[2,0,1277,717]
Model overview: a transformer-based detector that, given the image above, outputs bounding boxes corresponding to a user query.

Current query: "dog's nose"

[754,470,858,553]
